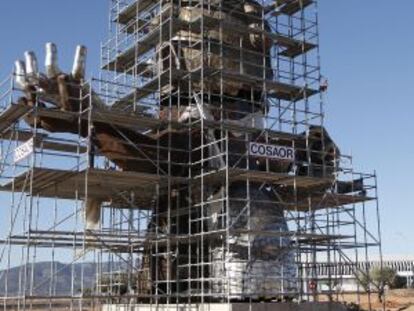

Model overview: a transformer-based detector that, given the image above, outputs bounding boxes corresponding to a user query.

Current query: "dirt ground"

[322,289,414,311]
[381,289,414,311]
[3,292,414,311]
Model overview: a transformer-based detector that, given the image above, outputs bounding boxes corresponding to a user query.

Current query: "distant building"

[314,259,414,292]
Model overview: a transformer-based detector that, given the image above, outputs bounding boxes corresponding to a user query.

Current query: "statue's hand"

[14,43,87,112]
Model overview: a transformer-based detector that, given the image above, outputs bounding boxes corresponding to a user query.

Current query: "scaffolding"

[0,0,383,310]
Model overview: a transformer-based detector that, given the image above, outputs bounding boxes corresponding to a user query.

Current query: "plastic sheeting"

[211,250,297,299]
[208,183,298,299]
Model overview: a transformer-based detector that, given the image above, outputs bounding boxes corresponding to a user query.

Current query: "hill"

[0,261,127,296]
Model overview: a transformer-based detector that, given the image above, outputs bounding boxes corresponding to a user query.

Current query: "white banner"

[249,142,295,161]
[14,138,34,163]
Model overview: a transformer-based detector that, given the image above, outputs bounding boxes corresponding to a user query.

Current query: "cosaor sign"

[249,142,295,161]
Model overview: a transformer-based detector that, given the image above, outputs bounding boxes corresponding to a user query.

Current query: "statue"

[12,0,339,301]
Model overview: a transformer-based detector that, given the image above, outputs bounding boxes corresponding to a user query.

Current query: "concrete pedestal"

[102,302,348,311]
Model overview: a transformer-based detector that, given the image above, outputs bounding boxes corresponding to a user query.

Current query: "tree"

[357,266,396,303]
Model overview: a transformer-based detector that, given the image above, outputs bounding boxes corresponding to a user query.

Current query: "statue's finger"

[24,51,39,84]
[71,45,87,80]
[24,51,38,75]
[45,42,61,78]
[14,60,28,89]
[57,74,70,111]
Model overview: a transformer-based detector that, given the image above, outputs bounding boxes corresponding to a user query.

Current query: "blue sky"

[0,0,412,257]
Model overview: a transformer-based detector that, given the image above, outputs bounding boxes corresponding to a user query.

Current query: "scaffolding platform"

[104,14,316,71]
[199,168,333,189]
[3,230,146,252]
[1,129,87,154]
[0,102,306,143]
[116,0,157,24]
[5,229,350,250]
[196,168,373,211]
[127,229,353,249]
[36,105,171,131]
[0,167,187,207]
[296,192,374,211]
[0,165,372,213]
[0,103,179,132]
[0,103,31,133]
[116,68,318,102]
[275,0,314,16]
